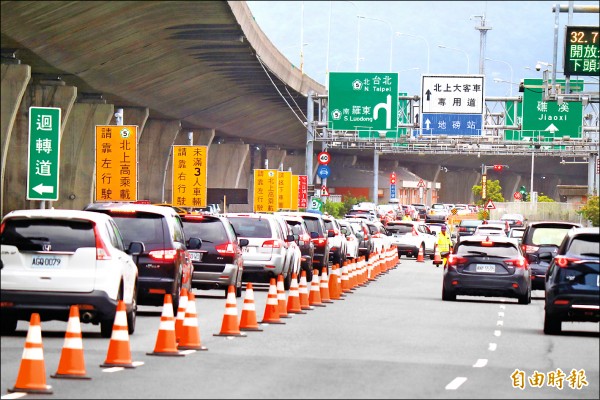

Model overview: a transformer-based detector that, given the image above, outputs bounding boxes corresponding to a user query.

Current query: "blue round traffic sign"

[317,165,330,179]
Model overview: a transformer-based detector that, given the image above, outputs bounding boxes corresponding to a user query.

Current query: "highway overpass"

[1,1,597,216]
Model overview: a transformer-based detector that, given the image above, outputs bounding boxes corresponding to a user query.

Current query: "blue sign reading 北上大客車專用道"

[419,113,482,136]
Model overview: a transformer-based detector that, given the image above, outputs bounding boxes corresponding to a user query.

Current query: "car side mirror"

[187,237,202,250]
[286,234,295,242]
[328,230,335,238]
[538,252,554,262]
[310,231,318,239]
[239,238,249,247]
[127,241,145,256]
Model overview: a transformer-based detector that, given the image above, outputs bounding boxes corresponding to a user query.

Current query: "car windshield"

[108,213,165,247]
[1,218,95,252]
[302,217,323,235]
[456,242,519,257]
[182,219,228,243]
[227,217,272,238]
[567,234,600,257]
[387,225,413,234]
[531,227,574,246]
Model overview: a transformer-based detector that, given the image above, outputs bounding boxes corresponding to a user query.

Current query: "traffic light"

[390,172,396,185]
[493,165,504,171]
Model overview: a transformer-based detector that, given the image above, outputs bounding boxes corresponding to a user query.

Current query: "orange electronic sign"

[297,175,308,209]
[253,169,277,212]
[95,125,138,202]
[172,145,207,208]
[277,171,292,210]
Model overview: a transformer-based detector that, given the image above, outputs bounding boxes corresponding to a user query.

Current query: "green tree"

[537,193,555,202]
[471,179,505,206]
[322,193,368,219]
[577,195,599,227]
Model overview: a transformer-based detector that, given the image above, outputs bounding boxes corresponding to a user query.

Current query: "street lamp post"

[396,32,430,73]
[358,15,394,72]
[493,78,519,96]
[438,45,470,74]
[486,57,514,96]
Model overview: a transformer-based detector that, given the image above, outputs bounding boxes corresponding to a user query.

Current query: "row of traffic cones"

[7,246,401,394]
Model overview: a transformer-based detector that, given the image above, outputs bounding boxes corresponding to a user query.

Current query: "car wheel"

[305,266,314,283]
[430,245,437,260]
[1,317,18,335]
[283,268,292,290]
[518,289,531,305]
[543,311,561,334]
[100,318,113,338]
[127,283,138,335]
[442,285,456,301]
[236,282,242,298]
[172,278,181,314]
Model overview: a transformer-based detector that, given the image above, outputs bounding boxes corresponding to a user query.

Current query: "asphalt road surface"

[1,257,598,399]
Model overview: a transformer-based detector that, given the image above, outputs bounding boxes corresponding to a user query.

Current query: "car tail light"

[458,227,467,232]
[149,249,177,261]
[522,244,539,253]
[312,237,327,247]
[262,239,282,248]
[0,222,4,234]
[93,224,112,260]
[553,299,570,305]
[555,256,578,268]
[182,214,204,221]
[505,257,527,268]
[448,254,467,265]
[215,242,236,257]
[481,238,493,246]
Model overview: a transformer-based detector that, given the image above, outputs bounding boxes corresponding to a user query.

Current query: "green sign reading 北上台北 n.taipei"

[328,72,398,136]
[27,107,61,201]
[504,79,583,141]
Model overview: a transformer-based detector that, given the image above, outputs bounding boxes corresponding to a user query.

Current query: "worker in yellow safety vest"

[436,225,453,267]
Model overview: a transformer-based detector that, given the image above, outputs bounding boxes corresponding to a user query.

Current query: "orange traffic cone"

[320,267,334,303]
[214,285,247,337]
[328,264,343,300]
[433,246,443,266]
[239,282,263,331]
[147,294,184,357]
[276,274,291,319]
[100,300,136,368]
[298,270,313,311]
[309,270,326,307]
[341,263,352,294]
[178,291,208,350]
[261,278,286,324]
[416,246,425,263]
[52,305,91,379]
[174,287,188,343]
[286,273,306,314]
[8,313,53,394]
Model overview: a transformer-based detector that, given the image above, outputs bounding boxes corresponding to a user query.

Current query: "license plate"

[189,252,203,262]
[31,255,63,268]
[475,264,495,273]
[243,247,254,253]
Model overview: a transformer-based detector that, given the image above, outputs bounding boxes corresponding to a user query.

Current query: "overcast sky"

[247,1,599,97]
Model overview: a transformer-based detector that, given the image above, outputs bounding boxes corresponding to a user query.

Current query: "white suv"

[1,209,141,338]
[322,214,347,266]
[386,220,437,259]
[225,213,296,289]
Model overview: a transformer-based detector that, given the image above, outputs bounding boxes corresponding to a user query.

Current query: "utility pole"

[473,15,492,75]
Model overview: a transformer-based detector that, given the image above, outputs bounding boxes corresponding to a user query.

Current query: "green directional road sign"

[328,72,398,136]
[521,78,583,139]
[27,107,61,201]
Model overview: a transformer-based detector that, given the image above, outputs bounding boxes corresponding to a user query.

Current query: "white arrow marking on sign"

[544,123,559,133]
[33,183,54,195]
[424,119,431,130]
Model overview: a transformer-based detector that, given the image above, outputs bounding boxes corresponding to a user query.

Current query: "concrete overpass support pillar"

[503,174,522,201]
[195,128,215,146]
[58,102,114,210]
[139,119,181,203]
[111,106,149,133]
[266,149,287,171]
[1,63,30,216]
[437,169,481,204]
[2,78,78,215]
[208,143,250,189]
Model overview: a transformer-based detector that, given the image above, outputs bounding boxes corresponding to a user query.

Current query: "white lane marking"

[103,367,124,373]
[179,350,196,355]
[500,305,506,309]
[497,320,504,326]
[473,359,488,368]
[446,377,468,390]
[494,330,502,337]
[132,361,144,367]
[489,343,497,351]
[498,311,505,317]
[1,393,29,399]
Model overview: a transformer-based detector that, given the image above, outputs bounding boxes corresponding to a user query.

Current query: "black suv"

[180,214,248,298]
[84,202,199,312]
[544,227,599,334]
[521,221,582,290]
